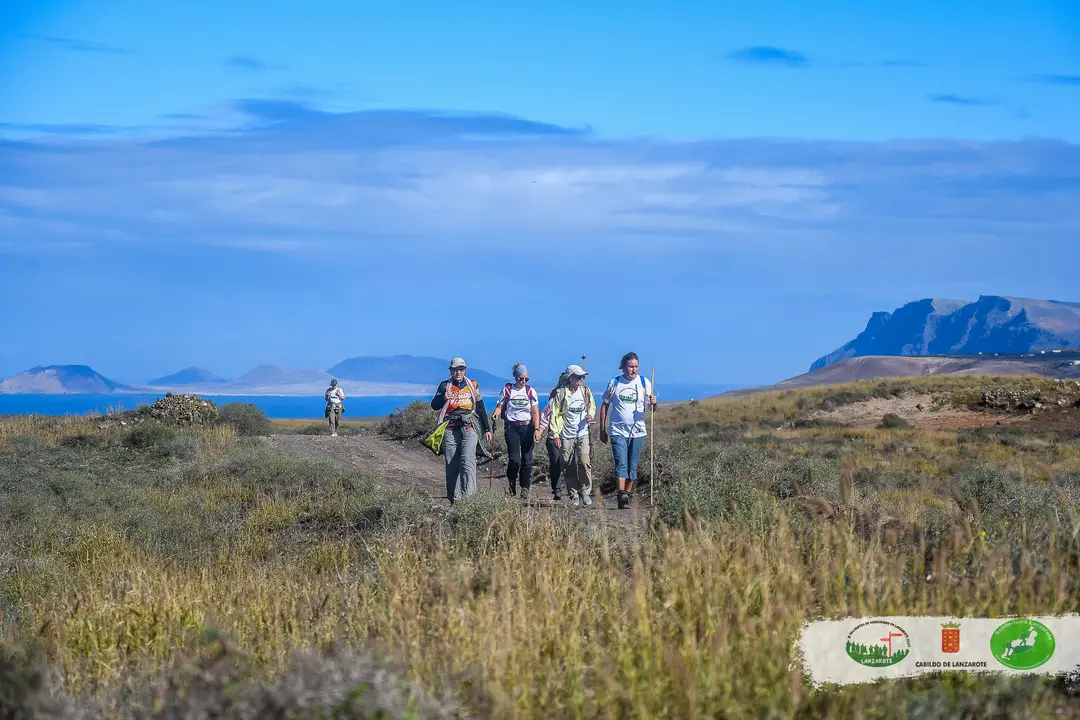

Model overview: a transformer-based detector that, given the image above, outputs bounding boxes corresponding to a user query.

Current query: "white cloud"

[1,105,1078,258]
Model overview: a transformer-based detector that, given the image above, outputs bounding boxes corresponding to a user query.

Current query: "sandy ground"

[806,394,1032,430]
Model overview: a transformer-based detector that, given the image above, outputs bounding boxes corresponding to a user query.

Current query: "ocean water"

[0,394,433,419]
[0,382,740,419]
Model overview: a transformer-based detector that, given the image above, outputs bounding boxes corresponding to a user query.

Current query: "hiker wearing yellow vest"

[536,370,571,501]
[430,357,493,503]
[543,364,596,507]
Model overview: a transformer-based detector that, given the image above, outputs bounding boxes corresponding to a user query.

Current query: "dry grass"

[9,505,1080,717]
[5,379,1080,718]
[271,418,376,435]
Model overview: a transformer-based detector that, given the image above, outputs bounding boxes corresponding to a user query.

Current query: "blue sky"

[1,0,1079,387]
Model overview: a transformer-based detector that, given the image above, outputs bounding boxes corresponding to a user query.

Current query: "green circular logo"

[990,619,1055,669]
[845,620,911,667]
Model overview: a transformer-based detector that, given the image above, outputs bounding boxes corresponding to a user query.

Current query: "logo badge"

[845,621,911,667]
[990,619,1055,670]
[941,622,961,653]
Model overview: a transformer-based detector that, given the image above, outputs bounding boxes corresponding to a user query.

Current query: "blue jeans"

[611,433,645,481]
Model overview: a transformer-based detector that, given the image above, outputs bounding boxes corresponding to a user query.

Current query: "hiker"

[430,357,493,503]
[599,352,658,509]
[324,379,345,436]
[543,364,595,507]
[536,370,570,500]
[491,363,540,499]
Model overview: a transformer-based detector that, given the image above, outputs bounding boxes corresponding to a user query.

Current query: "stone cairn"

[136,393,220,425]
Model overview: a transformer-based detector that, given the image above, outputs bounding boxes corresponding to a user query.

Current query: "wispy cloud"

[22,33,132,55]
[928,93,1000,107]
[0,102,1077,268]
[1021,74,1080,87]
[225,55,284,72]
[0,122,123,135]
[727,46,808,68]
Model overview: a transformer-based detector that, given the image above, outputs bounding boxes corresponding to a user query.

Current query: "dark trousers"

[504,421,535,492]
[546,432,564,496]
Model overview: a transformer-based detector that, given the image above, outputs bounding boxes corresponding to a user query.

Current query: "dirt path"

[269,432,448,500]
[268,431,651,541]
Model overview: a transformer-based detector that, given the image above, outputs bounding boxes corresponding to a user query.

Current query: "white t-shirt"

[560,387,590,440]
[602,374,652,438]
[499,383,538,423]
[326,387,344,406]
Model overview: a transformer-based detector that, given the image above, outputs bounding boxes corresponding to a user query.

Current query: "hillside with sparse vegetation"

[2,375,1080,717]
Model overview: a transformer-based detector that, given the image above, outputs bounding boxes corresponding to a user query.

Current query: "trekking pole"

[489,419,495,489]
[581,353,591,438]
[650,367,656,508]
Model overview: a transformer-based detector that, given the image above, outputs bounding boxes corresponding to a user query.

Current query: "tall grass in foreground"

[8,503,1080,718]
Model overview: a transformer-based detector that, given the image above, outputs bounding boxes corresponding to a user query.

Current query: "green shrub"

[120,422,196,460]
[219,402,274,437]
[879,413,913,430]
[376,400,438,441]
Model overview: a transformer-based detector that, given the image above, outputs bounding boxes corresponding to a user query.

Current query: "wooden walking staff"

[581,354,591,438]
[648,367,656,507]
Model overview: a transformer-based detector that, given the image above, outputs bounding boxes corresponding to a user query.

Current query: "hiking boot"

[520,486,531,502]
[583,494,593,507]
[618,492,629,509]
[571,495,581,508]
[553,492,562,501]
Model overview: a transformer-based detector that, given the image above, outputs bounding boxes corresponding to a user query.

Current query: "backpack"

[500,382,537,415]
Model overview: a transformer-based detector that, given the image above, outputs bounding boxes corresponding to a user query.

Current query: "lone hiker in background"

[545,364,595,507]
[599,352,657,509]
[430,357,493,503]
[536,370,571,501]
[491,363,540,499]
[324,379,345,436]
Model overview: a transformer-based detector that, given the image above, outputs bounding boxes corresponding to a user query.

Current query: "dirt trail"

[268,431,652,539]
[269,432,448,501]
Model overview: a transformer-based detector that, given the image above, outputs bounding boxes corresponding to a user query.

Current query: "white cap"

[565,364,588,377]
[449,357,467,368]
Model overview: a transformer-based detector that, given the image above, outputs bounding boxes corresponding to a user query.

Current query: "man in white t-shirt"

[491,362,540,499]
[545,364,596,507]
[600,352,657,509]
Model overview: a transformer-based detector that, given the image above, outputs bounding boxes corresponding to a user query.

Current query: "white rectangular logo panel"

[796,616,1079,686]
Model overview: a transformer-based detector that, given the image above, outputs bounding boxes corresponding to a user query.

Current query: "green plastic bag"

[420,420,449,456]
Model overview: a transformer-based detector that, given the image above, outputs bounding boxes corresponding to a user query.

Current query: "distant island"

[0,356,744,402]
[6,296,1078,399]
[0,355,505,397]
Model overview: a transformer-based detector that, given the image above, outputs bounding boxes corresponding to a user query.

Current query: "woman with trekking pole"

[542,363,595,507]
[429,357,493,504]
[536,370,571,501]
[491,363,540,499]
[599,352,658,509]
